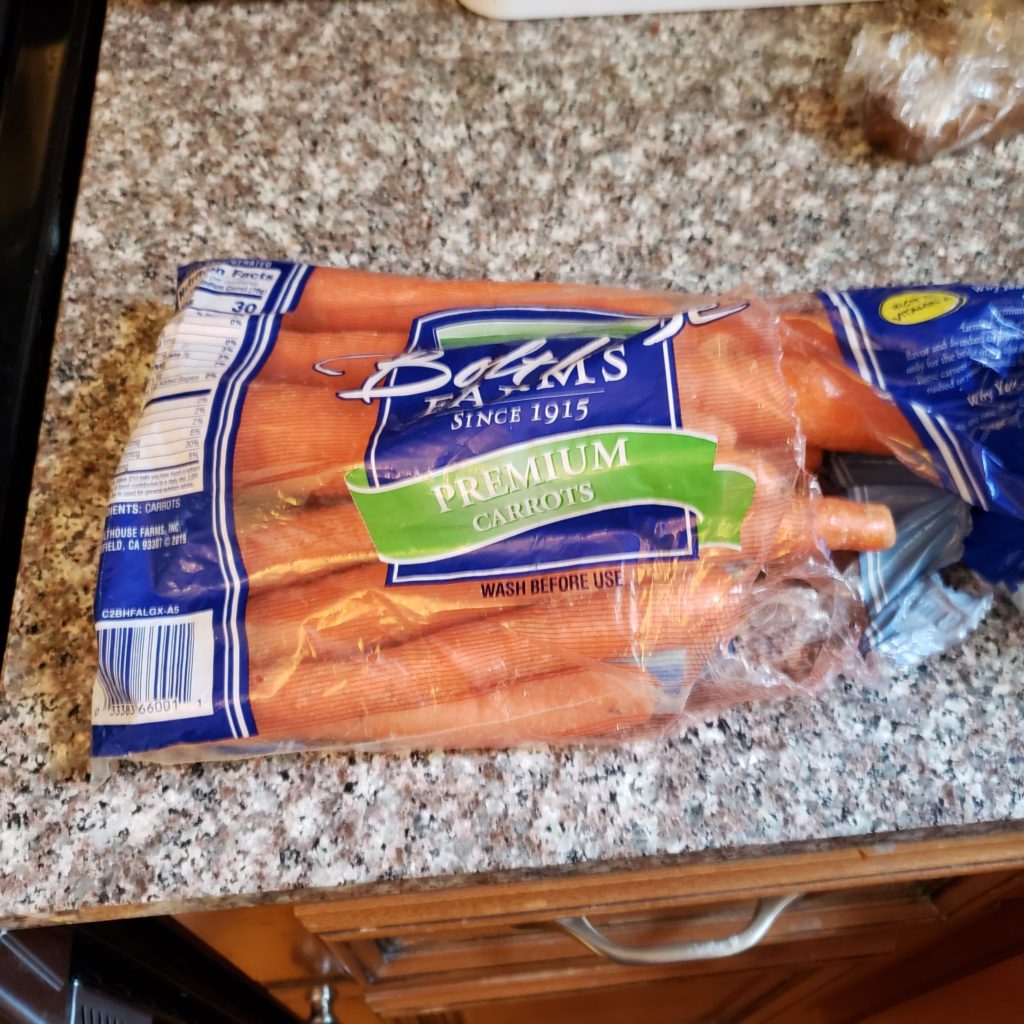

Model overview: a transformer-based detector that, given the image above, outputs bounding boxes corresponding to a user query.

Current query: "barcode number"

[93,612,215,726]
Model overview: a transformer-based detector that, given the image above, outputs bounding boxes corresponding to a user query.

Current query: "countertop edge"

[7,819,1024,931]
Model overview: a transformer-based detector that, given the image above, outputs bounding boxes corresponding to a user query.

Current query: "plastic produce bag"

[843,0,1024,162]
[95,265,1024,765]
[687,558,868,716]
[94,260,900,764]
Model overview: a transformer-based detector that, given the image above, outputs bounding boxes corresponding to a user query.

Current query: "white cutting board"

[460,0,880,19]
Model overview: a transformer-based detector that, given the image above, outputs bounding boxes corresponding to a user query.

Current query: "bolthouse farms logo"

[317,305,756,584]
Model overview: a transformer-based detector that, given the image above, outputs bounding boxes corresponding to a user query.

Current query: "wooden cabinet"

[309,885,935,1017]
[175,825,1024,1023]
[453,968,811,1024]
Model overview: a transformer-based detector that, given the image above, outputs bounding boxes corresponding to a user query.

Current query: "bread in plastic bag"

[843,0,1024,162]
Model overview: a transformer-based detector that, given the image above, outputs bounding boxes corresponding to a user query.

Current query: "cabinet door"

[786,883,1024,1024]
[859,951,1024,1024]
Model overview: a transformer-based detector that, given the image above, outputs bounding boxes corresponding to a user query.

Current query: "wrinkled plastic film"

[843,1,1024,162]
[687,559,866,717]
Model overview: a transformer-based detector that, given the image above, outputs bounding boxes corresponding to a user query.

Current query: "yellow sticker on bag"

[879,290,966,326]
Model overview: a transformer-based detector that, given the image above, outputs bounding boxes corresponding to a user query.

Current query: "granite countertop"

[2,0,1023,927]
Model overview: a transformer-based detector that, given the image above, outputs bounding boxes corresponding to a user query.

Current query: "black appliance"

[0,919,298,1022]
[0,0,106,648]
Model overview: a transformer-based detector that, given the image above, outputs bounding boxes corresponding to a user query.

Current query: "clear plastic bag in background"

[843,0,1024,161]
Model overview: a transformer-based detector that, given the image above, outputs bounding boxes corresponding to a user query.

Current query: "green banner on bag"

[346,428,755,564]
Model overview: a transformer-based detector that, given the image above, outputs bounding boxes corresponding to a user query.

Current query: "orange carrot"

[770,496,896,557]
[810,496,896,552]
[257,329,407,387]
[286,266,686,335]
[675,336,795,449]
[248,566,741,739]
[235,501,373,587]
[243,562,533,670]
[247,557,744,673]
[777,308,923,455]
[780,354,916,455]
[232,382,373,497]
[257,667,660,749]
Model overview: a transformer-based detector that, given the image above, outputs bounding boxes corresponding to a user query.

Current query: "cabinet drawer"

[289,867,1024,1017]
[346,929,894,1018]
[327,882,942,985]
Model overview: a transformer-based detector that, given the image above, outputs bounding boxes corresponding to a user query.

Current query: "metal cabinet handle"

[553,893,802,966]
[308,983,337,1024]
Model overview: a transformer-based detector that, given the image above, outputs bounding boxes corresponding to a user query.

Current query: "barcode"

[92,612,215,726]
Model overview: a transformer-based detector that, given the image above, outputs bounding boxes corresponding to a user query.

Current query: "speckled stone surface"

[1,0,1023,925]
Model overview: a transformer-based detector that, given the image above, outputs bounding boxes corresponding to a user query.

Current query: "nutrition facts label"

[177,259,284,314]
[110,310,248,503]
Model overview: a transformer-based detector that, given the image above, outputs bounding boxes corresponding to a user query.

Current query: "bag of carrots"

[93,262,1022,763]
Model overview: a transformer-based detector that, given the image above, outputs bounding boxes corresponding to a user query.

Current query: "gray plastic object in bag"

[831,454,993,668]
